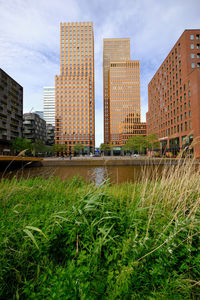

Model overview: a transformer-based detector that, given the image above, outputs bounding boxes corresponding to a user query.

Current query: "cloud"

[0,0,200,146]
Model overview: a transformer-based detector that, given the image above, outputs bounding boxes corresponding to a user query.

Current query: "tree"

[123,135,148,154]
[146,134,159,150]
[11,137,32,155]
[74,143,84,155]
[51,144,66,156]
[100,143,113,155]
[31,140,48,156]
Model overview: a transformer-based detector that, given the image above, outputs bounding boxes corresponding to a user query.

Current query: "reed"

[0,159,199,299]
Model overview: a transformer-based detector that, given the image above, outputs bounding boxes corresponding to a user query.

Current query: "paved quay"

[42,156,199,166]
[0,156,42,171]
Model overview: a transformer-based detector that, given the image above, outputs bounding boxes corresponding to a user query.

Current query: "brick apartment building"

[147,30,200,157]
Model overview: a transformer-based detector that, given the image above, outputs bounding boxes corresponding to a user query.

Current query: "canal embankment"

[0,156,42,171]
[42,156,200,166]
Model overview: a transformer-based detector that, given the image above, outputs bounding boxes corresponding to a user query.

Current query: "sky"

[0,0,199,146]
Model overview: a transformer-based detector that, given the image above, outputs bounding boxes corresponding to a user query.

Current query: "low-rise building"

[23,113,46,144]
[34,111,44,119]
[46,124,55,146]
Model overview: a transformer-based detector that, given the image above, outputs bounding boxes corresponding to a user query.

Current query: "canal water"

[1,165,165,185]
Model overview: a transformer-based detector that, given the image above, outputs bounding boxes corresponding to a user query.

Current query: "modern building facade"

[23,113,47,144]
[43,87,55,126]
[55,22,95,154]
[109,60,146,145]
[103,39,130,144]
[147,30,200,157]
[0,68,23,154]
[103,38,146,147]
[46,123,55,146]
[34,111,44,119]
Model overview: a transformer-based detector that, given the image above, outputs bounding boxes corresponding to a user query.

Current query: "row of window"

[190,34,200,40]
[191,62,200,68]
[190,43,200,49]
[191,53,200,58]
[56,139,92,145]
[164,121,192,136]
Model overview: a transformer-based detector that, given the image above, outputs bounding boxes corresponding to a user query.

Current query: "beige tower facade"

[103,39,130,143]
[55,22,95,154]
[109,61,146,146]
[103,38,146,146]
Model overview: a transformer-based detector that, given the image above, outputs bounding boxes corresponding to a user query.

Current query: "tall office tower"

[43,87,55,126]
[55,22,95,154]
[147,30,200,157]
[109,61,146,146]
[0,68,23,154]
[103,39,130,143]
[103,39,146,146]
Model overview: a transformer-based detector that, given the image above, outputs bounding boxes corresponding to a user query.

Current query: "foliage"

[51,144,66,153]
[100,143,113,153]
[146,134,160,150]
[123,134,159,153]
[11,137,32,154]
[11,138,49,156]
[0,161,200,299]
[74,143,84,154]
[31,140,48,156]
[122,135,148,153]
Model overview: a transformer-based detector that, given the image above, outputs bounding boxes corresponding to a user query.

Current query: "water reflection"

[1,165,166,185]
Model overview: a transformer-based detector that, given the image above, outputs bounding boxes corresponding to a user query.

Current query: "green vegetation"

[74,143,85,155]
[11,137,50,156]
[100,143,113,155]
[0,161,200,299]
[51,143,66,154]
[11,137,32,154]
[123,134,159,154]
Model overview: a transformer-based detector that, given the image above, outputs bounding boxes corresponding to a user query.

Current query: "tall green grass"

[0,159,200,299]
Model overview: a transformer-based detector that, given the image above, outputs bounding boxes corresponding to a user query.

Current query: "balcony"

[23,120,32,125]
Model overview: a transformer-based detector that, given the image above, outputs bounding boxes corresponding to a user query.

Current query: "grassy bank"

[0,161,200,299]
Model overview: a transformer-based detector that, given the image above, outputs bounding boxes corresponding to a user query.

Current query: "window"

[191,53,195,58]
[190,34,194,40]
[181,123,183,132]
[191,63,195,68]
[190,44,194,49]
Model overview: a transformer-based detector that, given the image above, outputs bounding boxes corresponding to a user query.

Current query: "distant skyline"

[0,0,199,146]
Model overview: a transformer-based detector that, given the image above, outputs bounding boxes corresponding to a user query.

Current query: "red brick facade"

[147,30,200,157]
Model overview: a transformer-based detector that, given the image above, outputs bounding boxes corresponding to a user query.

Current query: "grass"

[0,159,200,299]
